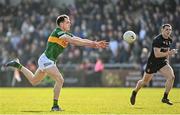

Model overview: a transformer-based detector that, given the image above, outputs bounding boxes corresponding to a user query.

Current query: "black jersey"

[145,34,173,74]
[148,34,172,61]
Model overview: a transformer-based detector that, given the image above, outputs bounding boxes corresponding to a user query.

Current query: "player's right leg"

[21,67,46,86]
[130,72,153,105]
[5,58,46,86]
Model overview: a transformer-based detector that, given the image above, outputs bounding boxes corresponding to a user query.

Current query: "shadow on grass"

[21,110,48,113]
[21,110,65,113]
[133,107,144,109]
[174,101,180,104]
[130,106,144,109]
[100,112,112,114]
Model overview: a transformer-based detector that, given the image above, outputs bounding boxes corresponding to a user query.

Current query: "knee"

[61,78,64,84]
[140,79,149,86]
[30,79,40,86]
[56,77,64,85]
[172,75,175,80]
[143,80,149,85]
[31,81,38,86]
[167,75,175,82]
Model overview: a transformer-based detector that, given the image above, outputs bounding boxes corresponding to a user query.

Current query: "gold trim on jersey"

[48,36,68,48]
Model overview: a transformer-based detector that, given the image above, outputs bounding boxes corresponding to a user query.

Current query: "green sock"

[19,64,22,70]
[53,99,58,106]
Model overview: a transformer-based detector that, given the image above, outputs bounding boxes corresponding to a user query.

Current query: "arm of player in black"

[154,47,178,58]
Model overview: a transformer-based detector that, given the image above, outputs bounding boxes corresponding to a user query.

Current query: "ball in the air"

[123,31,137,43]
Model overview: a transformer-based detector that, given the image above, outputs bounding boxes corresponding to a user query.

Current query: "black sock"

[163,92,168,99]
[53,99,58,106]
[133,90,137,95]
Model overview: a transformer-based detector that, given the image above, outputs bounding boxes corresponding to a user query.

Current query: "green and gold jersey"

[44,27,73,61]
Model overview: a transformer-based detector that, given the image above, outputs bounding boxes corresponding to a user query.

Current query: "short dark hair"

[161,24,171,29]
[56,14,69,26]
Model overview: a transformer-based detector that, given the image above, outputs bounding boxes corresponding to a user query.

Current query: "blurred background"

[0,0,179,87]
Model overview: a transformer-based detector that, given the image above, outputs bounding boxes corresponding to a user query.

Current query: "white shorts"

[38,53,56,70]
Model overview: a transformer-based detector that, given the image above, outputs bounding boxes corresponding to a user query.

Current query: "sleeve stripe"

[59,33,65,37]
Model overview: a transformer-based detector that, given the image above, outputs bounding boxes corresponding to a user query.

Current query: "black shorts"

[145,59,167,74]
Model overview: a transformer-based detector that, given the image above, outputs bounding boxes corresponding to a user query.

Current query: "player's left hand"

[169,49,178,55]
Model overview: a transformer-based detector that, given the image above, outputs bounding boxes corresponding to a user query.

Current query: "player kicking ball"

[5,14,108,111]
[130,24,178,105]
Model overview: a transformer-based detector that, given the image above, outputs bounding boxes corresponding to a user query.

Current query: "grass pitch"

[0,87,180,114]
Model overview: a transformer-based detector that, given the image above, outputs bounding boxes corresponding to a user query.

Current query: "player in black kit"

[130,24,178,105]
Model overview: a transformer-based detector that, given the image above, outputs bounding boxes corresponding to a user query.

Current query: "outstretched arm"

[62,35,108,48]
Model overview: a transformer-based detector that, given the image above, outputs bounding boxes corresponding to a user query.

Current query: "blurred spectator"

[109,37,118,63]
[140,48,149,76]
[80,59,94,86]
[94,57,104,86]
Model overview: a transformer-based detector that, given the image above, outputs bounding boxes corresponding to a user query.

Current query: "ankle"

[53,99,58,106]
[133,90,137,93]
[163,92,168,99]
[19,64,22,70]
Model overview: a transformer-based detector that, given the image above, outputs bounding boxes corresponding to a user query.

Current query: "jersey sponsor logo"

[163,41,171,45]
[160,47,168,52]
[43,62,52,67]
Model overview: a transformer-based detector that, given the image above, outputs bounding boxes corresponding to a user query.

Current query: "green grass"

[0,88,180,114]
